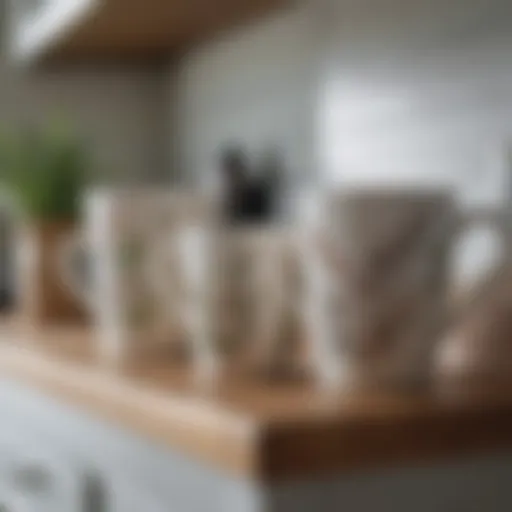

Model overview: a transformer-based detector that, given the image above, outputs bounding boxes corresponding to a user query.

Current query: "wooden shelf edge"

[0,343,260,479]
[12,0,290,66]
[2,337,512,484]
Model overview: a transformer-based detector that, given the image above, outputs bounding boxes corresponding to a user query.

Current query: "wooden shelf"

[1,322,512,483]
[17,0,289,65]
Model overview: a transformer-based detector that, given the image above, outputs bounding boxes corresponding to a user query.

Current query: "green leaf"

[0,122,91,220]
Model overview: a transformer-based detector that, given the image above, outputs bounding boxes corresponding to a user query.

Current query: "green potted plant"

[0,123,89,324]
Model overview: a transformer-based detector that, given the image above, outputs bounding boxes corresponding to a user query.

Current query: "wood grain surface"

[1,320,512,483]
[28,0,289,65]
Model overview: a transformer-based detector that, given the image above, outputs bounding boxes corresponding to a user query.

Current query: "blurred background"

[0,0,512,511]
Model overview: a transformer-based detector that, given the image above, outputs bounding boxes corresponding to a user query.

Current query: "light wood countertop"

[1,321,512,483]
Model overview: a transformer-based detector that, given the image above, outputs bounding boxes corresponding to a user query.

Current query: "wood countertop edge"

[0,343,261,479]
[2,341,512,483]
[259,403,512,482]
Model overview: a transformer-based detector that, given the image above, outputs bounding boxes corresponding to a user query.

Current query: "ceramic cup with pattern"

[154,224,301,383]
[59,187,214,364]
[298,187,508,390]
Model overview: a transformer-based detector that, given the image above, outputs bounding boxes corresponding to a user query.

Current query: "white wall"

[168,2,322,191]
[169,0,512,197]
[320,0,512,202]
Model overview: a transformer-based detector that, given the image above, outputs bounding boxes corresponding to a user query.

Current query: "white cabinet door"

[0,379,259,512]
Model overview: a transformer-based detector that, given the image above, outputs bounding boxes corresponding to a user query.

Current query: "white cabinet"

[0,379,261,512]
[0,380,193,511]
[0,382,99,512]
[0,412,88,512]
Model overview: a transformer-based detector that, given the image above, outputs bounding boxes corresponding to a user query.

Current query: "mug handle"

[57,231,94,310]
[452,206,509,318]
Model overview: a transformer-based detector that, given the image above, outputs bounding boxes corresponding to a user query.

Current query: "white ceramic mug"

[59,187,209,364]
[298,187,509,390]
[150,223,299,382]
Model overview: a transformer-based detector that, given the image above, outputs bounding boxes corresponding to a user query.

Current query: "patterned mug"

[151,223,300,383]
[297,187,509,390]
[59,187,214,364]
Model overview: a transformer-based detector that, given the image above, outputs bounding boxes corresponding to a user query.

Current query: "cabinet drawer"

[0,379,258,512]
